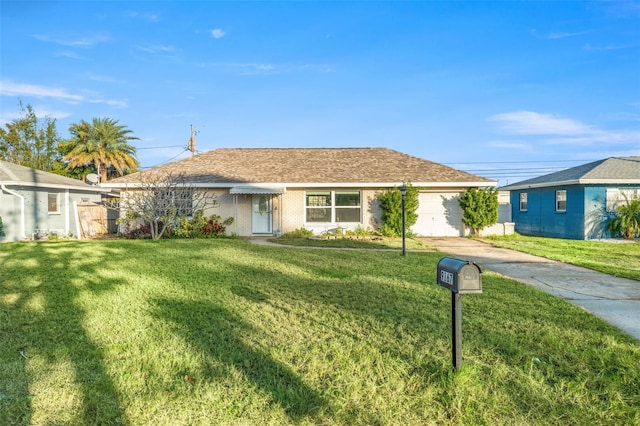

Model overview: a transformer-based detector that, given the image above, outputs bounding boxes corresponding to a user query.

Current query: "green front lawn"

[1,239,638,425]
[485,234,640,281]
[270,236,432,250]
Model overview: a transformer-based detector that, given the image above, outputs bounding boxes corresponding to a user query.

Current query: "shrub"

[607,197,640,239]
[0,216,5,237]
[280,228,314,239]
[378,184,418,237]
[459,187,499,235]
[122,224,154,239]
[345,226,375,239]
[171,212,233,238]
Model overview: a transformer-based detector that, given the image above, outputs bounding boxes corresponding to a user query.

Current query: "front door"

[252,195,272,234]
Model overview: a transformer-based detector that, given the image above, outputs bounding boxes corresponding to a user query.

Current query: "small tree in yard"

[459,187,499,236]
[378,184,419,237]
[607,196,640,239]
[113,172,215,240]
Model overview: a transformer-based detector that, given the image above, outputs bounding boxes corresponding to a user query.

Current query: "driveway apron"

[423,238,640,341]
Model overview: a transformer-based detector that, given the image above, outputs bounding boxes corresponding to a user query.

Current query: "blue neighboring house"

[501,157,640,240]
[0,160,109,242]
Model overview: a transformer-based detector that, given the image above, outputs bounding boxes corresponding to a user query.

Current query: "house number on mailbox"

[440,270,454,286]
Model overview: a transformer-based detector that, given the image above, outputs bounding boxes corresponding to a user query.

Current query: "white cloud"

[546,129,640,145]
[32,33,111,48]
[489,110,640,146]
[0,80,84,101]
[211,28,226,39]
[135,44,176,54]
[487,141,534,152]
[125,11,160,22]
[488,111,594,135]
[196,62,277,75]
[0,80,128,108]
[531,29,593,40]
[583,42,639,51]
[54,51,82,59]
[80,73,125,84]
[0,106,70,126]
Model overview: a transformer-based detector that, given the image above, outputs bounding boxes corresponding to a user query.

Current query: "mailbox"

[437,257,482,294]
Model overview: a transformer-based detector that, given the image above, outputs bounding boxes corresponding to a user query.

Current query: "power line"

[444,159,598,166]
[140,148,189,169]
[137,145,184,150]
[465,166,568,173]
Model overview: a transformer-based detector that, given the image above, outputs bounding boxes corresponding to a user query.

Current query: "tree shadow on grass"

[151,297,325,422]
[0,242,128,425]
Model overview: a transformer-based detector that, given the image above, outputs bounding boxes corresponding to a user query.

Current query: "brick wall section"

[280,190,304,234]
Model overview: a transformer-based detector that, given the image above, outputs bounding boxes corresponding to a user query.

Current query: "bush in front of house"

[378,184,419,237]
[0,216,5,237]
[172,211,234,238]
[120,210,234,240]
[280,227,314,239]
[459,187,499,236]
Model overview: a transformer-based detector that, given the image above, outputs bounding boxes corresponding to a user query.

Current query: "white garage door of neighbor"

[414,192,464,237]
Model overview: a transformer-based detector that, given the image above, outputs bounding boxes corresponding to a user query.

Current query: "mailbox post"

[399,185,407,256]
[436,257,482,371]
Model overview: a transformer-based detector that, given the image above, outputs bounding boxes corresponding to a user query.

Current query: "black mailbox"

[437,257,482,294]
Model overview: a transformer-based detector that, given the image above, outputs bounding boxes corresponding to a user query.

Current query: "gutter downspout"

[1,184,27,240]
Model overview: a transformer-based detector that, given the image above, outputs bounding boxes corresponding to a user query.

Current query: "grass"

[270,236,432,250]
[484,234,640,281]
[1,239,639,425]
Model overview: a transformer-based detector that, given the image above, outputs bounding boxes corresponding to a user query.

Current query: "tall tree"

[64,117,139,182]
[55,120,97,180]
[0,101,61,171]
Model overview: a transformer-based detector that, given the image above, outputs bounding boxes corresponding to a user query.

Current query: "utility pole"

[188,124,197,157]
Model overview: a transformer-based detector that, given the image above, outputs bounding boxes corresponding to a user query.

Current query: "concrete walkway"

[423,237,640,341]
[249,236,640,341]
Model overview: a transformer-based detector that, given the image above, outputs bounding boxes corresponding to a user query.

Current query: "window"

[306,191,331,222]
[306,191,361,223]
[555,190,566,212]
[519,193,528,211]
[47,193,60,213]
[160,188,194,217]
[606,188,640,211]
[335,191,361,222]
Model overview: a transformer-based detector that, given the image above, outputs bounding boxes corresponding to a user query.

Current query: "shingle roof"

[502,157,640,190]
[0,160,107,191]
[105,148,494,187]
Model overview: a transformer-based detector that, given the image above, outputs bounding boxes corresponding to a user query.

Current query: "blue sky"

[1,1,639,185]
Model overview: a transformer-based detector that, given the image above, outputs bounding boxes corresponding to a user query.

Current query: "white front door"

[252,195,272,234]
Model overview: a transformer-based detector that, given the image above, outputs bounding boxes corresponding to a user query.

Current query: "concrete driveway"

[423,237,640,341]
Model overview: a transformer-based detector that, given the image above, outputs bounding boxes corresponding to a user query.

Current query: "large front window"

[306,191,361,223]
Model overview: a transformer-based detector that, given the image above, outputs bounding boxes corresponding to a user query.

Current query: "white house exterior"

[103,148,497,237]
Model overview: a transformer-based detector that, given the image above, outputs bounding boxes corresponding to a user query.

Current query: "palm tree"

[58,120,96,179]
[64,117,139,182]
[607,196,640,239]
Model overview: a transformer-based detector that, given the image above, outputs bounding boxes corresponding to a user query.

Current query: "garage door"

[413,192,464,237]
